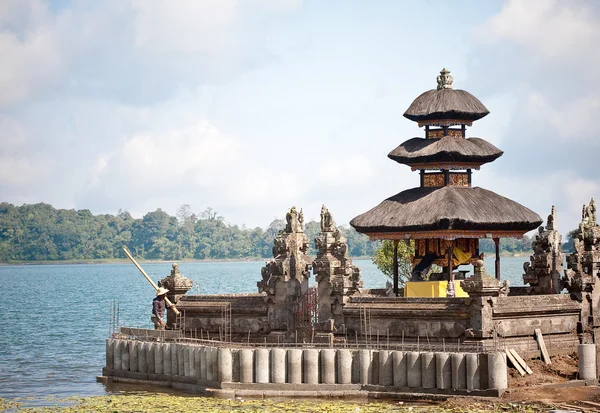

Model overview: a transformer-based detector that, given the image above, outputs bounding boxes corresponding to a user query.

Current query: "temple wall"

[177,293,269,336]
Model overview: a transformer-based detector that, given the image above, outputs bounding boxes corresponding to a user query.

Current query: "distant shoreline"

[0,254,531,266]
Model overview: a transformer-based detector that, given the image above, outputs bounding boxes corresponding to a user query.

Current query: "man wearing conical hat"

[151,287,171,330]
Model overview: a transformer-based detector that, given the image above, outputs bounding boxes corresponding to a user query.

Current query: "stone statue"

[523,206,563,294]
[436,68,454,90]
[313,206,362,331]
[297,208,304,232]
[320,204,334,232]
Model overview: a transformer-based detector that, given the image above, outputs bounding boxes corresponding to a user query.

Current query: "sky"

[1,0,599,236]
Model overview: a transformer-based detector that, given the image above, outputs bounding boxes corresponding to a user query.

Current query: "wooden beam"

[493,237,500,280]
[534,329,552,365]
[505,349,526,376]
[508,349,533,375]
[393,240,399,297]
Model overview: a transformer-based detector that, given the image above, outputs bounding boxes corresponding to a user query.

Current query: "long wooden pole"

[122,246,180,315]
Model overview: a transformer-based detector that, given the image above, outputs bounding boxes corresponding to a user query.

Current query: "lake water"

[0,256,527,400]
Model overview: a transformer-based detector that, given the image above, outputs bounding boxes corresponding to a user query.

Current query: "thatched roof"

[388,136,503,166]
[403,89,489,123]
[350,186,542,234]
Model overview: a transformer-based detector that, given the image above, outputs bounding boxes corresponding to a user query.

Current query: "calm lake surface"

[0,256,527,400]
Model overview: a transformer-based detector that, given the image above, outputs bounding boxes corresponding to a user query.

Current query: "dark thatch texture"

[403,89,489,122]
[350,186,542,233]
[388,136,503,166]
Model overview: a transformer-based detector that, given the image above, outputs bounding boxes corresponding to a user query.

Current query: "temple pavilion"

[350,69,542,297]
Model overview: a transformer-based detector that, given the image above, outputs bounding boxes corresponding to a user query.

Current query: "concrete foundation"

[104,338,509,397]
[435,352,451,390]
[421,352,435,389]
[465,352,480,390]
[255,348,270,384]
[406,351,421,388]
[578,344,597,380]
[303,349,319,384]
[271,348,286,384]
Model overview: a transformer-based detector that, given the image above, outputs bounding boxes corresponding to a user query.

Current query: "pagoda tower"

[351,69,542,296]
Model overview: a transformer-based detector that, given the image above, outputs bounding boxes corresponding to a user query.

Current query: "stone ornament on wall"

[523,206,564,294]
[313,205,362,331]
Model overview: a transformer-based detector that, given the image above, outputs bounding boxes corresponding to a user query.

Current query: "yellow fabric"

[452,247,472,267]
[404,281,469,298]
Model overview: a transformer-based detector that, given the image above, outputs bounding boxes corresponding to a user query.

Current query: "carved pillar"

[158,263,193,327]
[258,206,312,332]
[461,260,509,339]
[493,238,500,280]
[313,205,362,332]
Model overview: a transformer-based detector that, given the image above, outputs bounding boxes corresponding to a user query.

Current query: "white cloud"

[0,156,44,185]
[0,117,26,148]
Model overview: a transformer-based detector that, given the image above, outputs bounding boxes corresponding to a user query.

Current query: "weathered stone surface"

[523,206,563,294]
[257,206,312,331]
[313,205,362,331]
[158,263,193,326]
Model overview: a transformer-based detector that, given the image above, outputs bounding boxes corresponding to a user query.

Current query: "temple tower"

[351,69,542,297]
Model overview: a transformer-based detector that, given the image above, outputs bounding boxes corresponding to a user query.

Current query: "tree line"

[0,202,379,262]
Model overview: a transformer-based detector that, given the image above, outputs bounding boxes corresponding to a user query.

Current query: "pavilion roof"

[350,186,542,238]
[388,136,503,167]
[403,88,489,124]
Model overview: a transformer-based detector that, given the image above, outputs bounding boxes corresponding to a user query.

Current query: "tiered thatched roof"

[403,89,489,123]
[350,186,542,236]
[388,136,503,166]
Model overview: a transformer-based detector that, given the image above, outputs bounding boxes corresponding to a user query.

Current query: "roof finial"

[437,68,453,90]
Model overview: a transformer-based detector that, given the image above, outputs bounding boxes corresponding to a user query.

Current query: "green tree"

[372,240,415,286]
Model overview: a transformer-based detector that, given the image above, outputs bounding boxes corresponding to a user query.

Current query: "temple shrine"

[351,68,542,297]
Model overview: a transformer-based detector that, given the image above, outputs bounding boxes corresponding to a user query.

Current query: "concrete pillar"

[435,352,451,390]
[451,353,467,390]
[129,341,139,373]
[154,343,164,375]
[163,343,172,376]
[121,340,130,371]
[207,347,218,381]
[421,352,435,389]
[138,342,147,373]
[271,348,287,384]
[287,349,302,384]
[358,349,372,385]
[378,350,393,386]
[113,340,122,371]
[199,347,207,379]
[146,343,155,374]
[337,349,352,384]
[255,348,270,384]
[406,351,421,388]
[487,352,508,390]
[194,347,202,379]
[466,353,480,390]
[239,348,254,383]
[579,344,597,380]
[320,349,336,384]
[218,347,233,383]
[188,347,196,378]
[170,343,178,377]
[177,344,185,377]
[183,345,190,377]
[392,351,407,387]
[303,349,319,384]
[351,350,360,384]
[106,339,115,369]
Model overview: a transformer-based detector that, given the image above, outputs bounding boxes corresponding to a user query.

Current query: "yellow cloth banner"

[404,281,469,298]
[452,247,471,267]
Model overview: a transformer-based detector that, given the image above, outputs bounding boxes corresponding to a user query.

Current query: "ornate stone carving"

[461,260,509,298]
[258,206,312,331]
[523,206,563,294]
[313,205,362,331]
[436,68,454,90]
[158,263,193,326]
[564,198,600,301]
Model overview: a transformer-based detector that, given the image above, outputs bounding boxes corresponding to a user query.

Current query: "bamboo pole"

[122,246,180,315]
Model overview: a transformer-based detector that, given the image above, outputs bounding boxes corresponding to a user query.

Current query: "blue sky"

[1,0,599,237]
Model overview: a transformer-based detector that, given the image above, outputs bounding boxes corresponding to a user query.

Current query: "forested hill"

[0,203,379,262]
